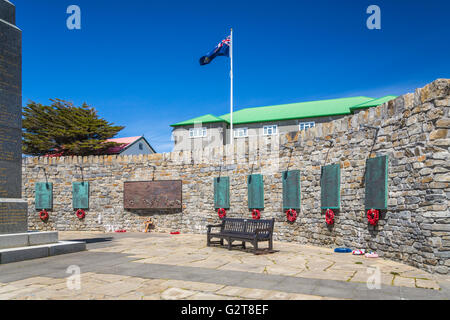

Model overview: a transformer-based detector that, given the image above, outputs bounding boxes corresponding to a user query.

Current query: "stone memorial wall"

[22,79,450,274]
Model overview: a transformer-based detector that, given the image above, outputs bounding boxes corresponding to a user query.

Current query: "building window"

[299,121,315,131]
[139,143,143,150]
[234,127,248,138]
[189,127,207,138]
[263,125,277,136]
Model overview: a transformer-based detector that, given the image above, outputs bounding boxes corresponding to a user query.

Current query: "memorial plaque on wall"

[365,155,388,210]
[124,181,182,209]
[248,174,264,209]
[214,177,230,209]
[73,182,89,209]
[320,164,340,209]
[282,170,301,210]
[35,182,53,210]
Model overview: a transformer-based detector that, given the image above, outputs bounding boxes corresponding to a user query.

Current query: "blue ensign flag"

[199,35,231,66]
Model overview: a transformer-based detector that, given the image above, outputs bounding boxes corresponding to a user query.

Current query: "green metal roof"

[218,96,374,125]
[350,95,397,111]
[171,114,226,127]
[171,95,395,127]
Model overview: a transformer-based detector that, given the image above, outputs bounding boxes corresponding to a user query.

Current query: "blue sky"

[14,0,450,152]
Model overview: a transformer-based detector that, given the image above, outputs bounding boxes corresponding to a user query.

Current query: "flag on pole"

[199,35,231,66]
[198,30,234,147]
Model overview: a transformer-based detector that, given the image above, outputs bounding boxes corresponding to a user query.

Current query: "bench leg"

[269,238,273,251]
[253,240,258,254]
[242,241,246,249]
[228,238,232,250]
[207,235,210,247]
[220,238,224,246]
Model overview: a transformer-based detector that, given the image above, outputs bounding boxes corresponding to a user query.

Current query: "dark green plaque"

[72,182,89,210]
[282,170,300,210]
[247,174,264,209]
[365,155,388,210]
[214,176,230,209]
[320,164,340,209]
[35,182,53,210]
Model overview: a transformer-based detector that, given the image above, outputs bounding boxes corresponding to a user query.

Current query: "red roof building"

[105,136,156,155]
[44,135,156,157]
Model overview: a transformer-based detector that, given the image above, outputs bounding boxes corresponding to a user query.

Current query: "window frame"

[263,125,278,136]
[299,121,315,131]
[233,127,248,138]
[189,127,207,138]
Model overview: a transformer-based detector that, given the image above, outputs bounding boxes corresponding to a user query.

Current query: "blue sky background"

[14,0,450,152]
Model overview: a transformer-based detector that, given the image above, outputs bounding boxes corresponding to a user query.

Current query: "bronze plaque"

[123,181,182,209]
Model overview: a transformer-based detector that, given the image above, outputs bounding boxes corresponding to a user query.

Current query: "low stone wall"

[22,79,450,274]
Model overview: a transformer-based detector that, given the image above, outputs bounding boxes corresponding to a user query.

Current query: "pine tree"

[22,99,125,156]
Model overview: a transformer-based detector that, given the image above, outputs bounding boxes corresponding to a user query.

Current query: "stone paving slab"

[0,231,448,300]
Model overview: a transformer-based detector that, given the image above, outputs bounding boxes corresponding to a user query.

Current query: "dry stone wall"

[22,79,450,274]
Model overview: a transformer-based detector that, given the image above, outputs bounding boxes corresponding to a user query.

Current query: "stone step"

[0,231,59,249]
[0,241,86,264]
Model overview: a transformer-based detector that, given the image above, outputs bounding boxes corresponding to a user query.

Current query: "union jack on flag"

[218,35,231,48]
[199,35,231,66]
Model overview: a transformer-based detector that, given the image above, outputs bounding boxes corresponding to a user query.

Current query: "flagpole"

[230,28,233,149]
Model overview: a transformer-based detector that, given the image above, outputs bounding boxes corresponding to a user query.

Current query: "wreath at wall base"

[217,208,226,219]
[39,210,49,221]
[76,209,86,220]
[286,209,297,222]
[367,209,379,226]
[325,209,335,225]
[251,209,261,220]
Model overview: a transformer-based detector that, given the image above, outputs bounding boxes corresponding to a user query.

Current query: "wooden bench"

[207,218,275,254]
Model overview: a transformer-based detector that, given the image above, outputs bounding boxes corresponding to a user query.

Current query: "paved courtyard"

[0,231,449,300]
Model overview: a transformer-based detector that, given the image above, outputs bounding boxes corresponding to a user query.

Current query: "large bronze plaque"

[124,181,182,209]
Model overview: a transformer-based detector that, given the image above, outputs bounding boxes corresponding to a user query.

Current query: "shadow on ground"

[69,237,114,244]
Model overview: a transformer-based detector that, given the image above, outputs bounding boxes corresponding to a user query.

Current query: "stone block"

[431,224,450,232]
[28,231,58,246]
[419,79,450,103]
[0,240,86,264]
[48,241,86,256]
[436,118,450,128]
[0,245,49,264]
[434,98,449,107]
[0,232,28,249]
[429,129,448,140]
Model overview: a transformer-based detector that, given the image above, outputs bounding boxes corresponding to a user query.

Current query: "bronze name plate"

[123,181,182,209]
